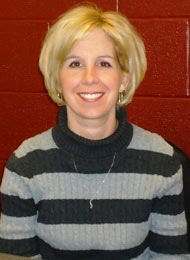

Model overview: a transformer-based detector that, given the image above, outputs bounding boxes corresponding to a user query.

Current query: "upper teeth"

[79,93,102,99]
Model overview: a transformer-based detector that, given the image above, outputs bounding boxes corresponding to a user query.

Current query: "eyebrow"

[65,55,115,60]
[65,56,80,60]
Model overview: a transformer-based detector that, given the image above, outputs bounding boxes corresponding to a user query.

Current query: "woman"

[0,4,189,260]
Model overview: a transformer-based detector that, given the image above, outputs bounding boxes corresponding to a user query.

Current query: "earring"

[118,91,124,105]
[57,92,63,99]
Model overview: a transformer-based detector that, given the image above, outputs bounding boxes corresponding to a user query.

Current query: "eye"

[99,61,112,67]
[69,61,81,68]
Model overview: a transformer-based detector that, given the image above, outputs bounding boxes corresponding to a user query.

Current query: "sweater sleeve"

[0,155,41,259]
[149,161,189,259]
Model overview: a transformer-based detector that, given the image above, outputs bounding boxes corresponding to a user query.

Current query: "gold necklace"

[72,152,117,209]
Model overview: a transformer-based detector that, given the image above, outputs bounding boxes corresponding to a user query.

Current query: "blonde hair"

[39,4,147,106]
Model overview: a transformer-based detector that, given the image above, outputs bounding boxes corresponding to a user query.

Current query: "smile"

[78,92,104,101]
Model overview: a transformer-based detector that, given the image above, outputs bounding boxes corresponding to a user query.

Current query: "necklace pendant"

[89,199,93,209]
[72,152,117,211]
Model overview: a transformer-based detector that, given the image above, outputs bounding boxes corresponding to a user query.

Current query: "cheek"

[60,73,74,91]
[108,75,122,90]
[99,71,120,85]
[60,70,81,86]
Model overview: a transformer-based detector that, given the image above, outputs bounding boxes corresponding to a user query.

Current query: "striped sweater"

[0,107,189,259]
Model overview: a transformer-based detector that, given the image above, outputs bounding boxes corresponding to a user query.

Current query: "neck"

[53,106,133,158]
[67,111,118,140]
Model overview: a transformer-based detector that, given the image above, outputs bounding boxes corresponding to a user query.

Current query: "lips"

[78,92,104,102]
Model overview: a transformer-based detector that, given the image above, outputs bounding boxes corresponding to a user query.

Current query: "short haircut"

[39,4,147,106]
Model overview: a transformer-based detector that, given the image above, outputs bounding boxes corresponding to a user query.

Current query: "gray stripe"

[1,169,34,199]
[0,214,37,240]
[151,212,187,236]
[36,222,149,250]
[132,248,150,260]
[31,255,42,259]
[2,169,182,202]
[163,168,183,196]
[130,125,174,156]
[150,251,190,259]
[25,171,183,203]
[14,128,57,158]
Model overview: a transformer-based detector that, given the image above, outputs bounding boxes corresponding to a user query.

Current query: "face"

[59,29,128,124]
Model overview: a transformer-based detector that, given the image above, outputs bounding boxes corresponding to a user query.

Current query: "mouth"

[78,92,104,102]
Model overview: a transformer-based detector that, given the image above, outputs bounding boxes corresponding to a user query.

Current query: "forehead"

[68,28,115,55]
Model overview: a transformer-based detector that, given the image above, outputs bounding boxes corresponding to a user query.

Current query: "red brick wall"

[123,0,190,159]
[0,0,190,183]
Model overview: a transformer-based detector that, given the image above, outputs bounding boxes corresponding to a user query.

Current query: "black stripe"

[152,192,185,215]
[37,199,151,224]
[0,236,39,257]
[2,192,183,220]
[6,148,180,178]
[38,236,149,260]
[1,193,36,217]
[149,231,189,254]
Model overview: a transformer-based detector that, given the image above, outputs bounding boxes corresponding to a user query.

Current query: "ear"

[119,72,129,92]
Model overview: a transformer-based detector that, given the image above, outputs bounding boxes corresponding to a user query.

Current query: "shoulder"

[5,128,58,178]
[129,124,174,156]
[14,127,58,159]
[127,124,182,180]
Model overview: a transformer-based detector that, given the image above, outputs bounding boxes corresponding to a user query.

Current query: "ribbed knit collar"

[52,106,133,159]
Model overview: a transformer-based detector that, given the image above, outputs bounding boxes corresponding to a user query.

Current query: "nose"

[82,66,99,85]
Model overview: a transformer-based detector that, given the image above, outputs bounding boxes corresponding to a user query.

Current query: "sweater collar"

[52,106,133,159]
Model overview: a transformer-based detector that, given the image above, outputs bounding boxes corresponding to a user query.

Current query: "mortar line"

[116,0,119,11]
[186,20,190,96]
